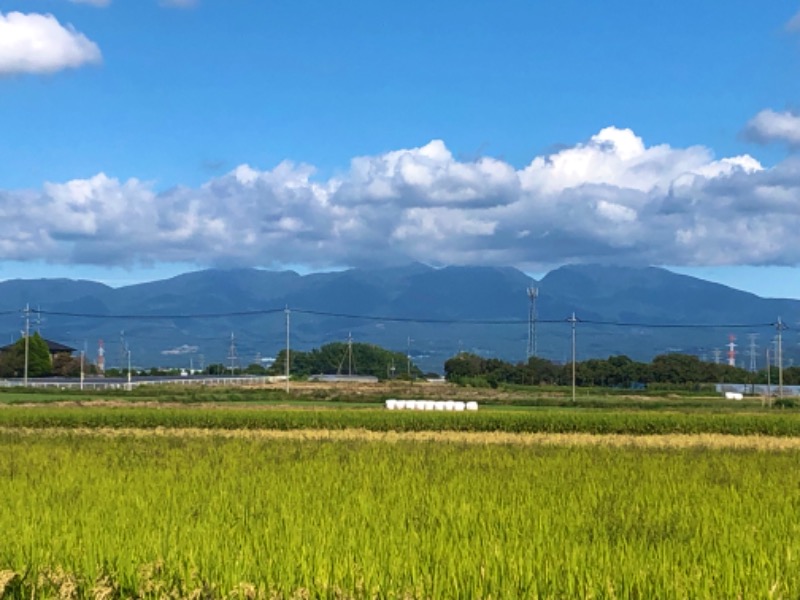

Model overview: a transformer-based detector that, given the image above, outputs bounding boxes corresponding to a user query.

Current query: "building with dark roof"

[0,338,76,362]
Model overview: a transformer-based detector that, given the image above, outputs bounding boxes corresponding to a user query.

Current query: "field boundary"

[5,426,800,450]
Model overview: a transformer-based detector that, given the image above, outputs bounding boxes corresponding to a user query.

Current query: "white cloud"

[69,0,111,6]
[787,10,800,32]
[0,11,101,74]
[9,128,800,272]
[160,0,198,7]
[744,109,800,147]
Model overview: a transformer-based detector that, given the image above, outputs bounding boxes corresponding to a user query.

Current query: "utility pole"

[527,286,538,360]
[285,307,290,394]
[347,332,353,376]
[766,347,772,406]
[569,312,577,404]
[23,304,30,388]
[127,348,132,392]
[80,341,86,391]
[779,321,784,400]
[407,336,413,379]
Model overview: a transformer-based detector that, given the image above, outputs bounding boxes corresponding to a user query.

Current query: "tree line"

[5,333,794,388]
[268,342,425,380]
[444,352,798,389]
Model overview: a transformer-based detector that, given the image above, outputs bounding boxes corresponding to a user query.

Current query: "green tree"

[0,333,52,378]
[270,343,422,380]
[0,342,23,377]
[244,363,267,375]
[444,353,486,382]
[52,354,90,377]
[205,363,227,375]
[27,334,52,377]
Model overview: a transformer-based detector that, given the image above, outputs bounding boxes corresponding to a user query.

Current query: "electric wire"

[18,307,785,330]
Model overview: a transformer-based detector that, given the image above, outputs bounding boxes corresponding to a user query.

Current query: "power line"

[7,306,784,330]
[36,308,285,319]
[291,308,553,325]
[577,319,777,329]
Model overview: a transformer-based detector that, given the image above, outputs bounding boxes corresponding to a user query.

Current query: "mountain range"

[0,264,796,373]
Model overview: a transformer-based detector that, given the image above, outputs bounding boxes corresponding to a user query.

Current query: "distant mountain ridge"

[0,264,796,372]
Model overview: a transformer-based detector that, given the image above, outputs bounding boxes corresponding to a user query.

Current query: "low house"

[0,338,76,364]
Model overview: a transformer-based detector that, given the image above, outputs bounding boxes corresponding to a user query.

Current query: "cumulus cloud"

[6,128,800,271]
[744,109,800,147]
[0,11,101,74]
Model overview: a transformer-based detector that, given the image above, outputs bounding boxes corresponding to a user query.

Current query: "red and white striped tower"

[727,334,737,367]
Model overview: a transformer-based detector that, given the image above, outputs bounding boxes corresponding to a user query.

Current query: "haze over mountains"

[0,264,796,373]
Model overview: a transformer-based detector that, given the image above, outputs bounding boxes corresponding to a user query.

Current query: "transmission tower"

[119,330,127,370]
[747,333,759,373]
[712,348,722,365]
[527,286,538,360]
[228,332,238,375]
[97,339,105,373]
[34,306,44,335]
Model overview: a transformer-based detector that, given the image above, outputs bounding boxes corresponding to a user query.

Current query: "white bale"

[454,402,466,411]
[466,401,479,411]
[424,400,436,411]
[434,401,445,411]
[724,392,744,401]
[395,400,407,410]
[444,401,455,412]
[385,399,397,410]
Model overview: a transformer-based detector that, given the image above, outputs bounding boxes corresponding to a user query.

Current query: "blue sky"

[1,1,800,297]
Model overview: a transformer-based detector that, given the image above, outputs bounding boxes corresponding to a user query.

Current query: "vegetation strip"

[5,426,800,450]
[2,406,800,436]
[1,435,799,597]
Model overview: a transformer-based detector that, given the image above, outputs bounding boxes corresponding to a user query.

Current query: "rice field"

[2,429,800,598]
[2,405,800,436]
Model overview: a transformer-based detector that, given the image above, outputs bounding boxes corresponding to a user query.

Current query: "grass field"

[1,432,799,598]
[0,380,783,412]
[2,405,800,436]
[1,383,798,598]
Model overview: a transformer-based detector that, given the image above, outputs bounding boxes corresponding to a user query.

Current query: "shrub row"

[2,407,800,436]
